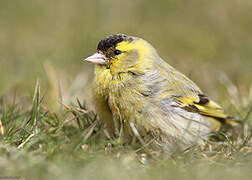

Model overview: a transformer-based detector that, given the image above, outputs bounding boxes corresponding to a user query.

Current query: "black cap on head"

[97,34,132,52]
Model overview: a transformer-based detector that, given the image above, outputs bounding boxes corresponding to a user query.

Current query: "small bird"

[84,34,234,151]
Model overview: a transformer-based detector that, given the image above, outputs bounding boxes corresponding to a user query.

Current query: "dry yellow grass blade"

[0,119,4,137]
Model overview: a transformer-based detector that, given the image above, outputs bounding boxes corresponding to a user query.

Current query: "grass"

[1,0,252,179]
[0,76,252,180]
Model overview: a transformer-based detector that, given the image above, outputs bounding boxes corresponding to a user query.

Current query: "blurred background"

[0,0,251,111]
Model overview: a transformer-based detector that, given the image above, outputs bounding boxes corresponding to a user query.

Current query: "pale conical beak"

[84,52,107,65]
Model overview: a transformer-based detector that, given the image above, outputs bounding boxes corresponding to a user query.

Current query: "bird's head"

[84,34,157,75]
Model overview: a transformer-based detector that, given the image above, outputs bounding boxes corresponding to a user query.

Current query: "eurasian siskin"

[84,34,235,151]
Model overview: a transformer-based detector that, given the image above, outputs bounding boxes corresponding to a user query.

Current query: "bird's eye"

[114,50,121,55]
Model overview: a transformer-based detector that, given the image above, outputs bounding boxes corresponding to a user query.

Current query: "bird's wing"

[142,60,232,130]
[163,65,229,118]
[174,94,229,130]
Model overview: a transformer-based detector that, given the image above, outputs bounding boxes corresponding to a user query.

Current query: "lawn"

[0,0,252,180]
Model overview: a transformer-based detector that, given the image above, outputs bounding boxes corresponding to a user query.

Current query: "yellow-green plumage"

[85,34,234,151]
